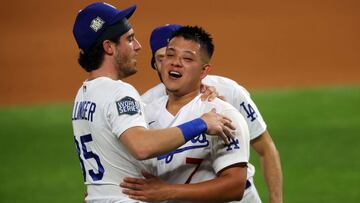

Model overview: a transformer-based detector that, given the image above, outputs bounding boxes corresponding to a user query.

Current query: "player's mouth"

[168,70,182,79]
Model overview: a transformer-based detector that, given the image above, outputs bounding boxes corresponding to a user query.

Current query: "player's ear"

[102,40,115,55]
[200,64,211,79]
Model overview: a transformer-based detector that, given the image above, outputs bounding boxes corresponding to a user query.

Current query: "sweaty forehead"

[167,37,201,55]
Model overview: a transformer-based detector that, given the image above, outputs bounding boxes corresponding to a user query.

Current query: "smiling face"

[161,36,211,97]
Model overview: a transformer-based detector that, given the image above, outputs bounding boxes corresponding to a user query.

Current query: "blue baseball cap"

[150,24,182,69]
[73,2,136,52]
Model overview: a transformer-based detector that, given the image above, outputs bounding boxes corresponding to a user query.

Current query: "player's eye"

[156,56,164,62]
[166,53,175,57]
[127,35,134,42]
[183,57,193,62]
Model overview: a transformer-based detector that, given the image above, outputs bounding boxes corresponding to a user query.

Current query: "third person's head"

[150,24,182,81]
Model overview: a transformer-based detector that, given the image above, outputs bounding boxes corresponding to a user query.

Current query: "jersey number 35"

[74,134,104,182]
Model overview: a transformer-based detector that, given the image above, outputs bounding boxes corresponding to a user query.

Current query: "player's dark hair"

[78,35,120,72]
[171,26,214,62]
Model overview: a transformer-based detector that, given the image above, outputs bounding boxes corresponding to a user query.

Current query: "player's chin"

[129,67,138,75]
[163,80,180,91]
[130,61,138,71]
[165,87,179,94]
[131,59,137,67]
[123,66,138,77]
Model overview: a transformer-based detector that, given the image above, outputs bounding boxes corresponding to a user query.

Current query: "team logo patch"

[116,96,141,116]
[90,17,105,32]
[226,138,240,151]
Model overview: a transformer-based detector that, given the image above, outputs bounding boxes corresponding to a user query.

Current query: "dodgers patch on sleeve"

[116,96,141,115]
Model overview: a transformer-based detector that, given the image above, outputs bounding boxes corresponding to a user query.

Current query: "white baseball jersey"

[141,75,267,140]
[145,95,250,203]
[142,75,265,195]
[72,76,149,203]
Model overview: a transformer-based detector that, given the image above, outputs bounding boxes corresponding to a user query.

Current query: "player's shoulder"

[90,77,136,91]
[204,75,251,96]
[210,97,239,112]
[145,95,167,108]
[144,95,168,115]
[144,95,169,125]
[204,75,240,87]
[89,77,141,102]
[141,83,166,105]
[197,96,238,114]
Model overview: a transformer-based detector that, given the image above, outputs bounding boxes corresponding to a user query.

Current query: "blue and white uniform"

[142,75,265,203]
[72,77,149,203]
[145,94,250,203]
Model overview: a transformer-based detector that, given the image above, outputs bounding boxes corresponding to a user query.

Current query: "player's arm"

[164,164,247,202]
[229,83,283,203]
[120,109,235,160]
[121,164,247,202]
[251,130,283,203]
[121,106,250,202]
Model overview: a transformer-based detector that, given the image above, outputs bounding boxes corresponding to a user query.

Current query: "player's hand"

[200,84,227,102]
[121,171,172,202]
[201,108,235,144]
[200,84,218,101]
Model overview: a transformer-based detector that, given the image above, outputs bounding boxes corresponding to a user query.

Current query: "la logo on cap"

[90,17,105,32]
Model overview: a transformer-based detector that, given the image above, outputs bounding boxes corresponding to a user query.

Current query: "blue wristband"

[177,118,208,142]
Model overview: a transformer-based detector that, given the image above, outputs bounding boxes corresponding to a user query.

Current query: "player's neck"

[88,62,122,81]
[166,89,200,115]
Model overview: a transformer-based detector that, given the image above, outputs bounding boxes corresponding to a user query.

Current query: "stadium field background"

[1,86,359,203]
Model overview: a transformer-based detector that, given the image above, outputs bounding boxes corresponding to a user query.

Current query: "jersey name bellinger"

[72,101,96,122]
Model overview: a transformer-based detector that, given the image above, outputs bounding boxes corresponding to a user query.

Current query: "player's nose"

[170,55,182,67]
[134,38,142,51]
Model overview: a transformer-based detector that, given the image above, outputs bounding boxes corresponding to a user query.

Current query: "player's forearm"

[261,147,283,203]
[171,182,244,202]
[251,131,283,203]
[170,170,246,202]
[123,118,209,160]
[122,127,186,160]
[140,127,187,158]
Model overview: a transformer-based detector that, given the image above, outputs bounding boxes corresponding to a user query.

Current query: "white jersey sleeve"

[106,84,147,138]
[210,104,250,173]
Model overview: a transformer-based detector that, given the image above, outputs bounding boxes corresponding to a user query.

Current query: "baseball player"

[71,3,235,203]
[140,24,283,203]
[121,26,250,202]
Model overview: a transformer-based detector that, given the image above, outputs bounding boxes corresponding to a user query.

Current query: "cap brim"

[111,5,136,25]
